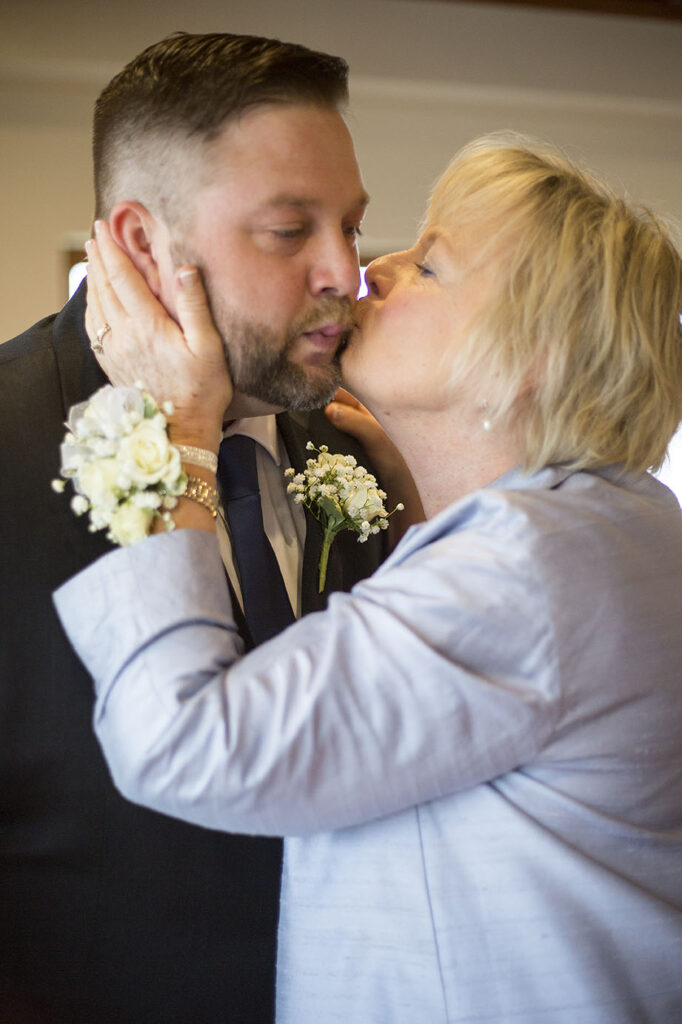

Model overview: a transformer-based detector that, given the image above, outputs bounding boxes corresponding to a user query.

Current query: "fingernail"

[178,267,199,288]
[84,239,93,257]
[93,220,102,237]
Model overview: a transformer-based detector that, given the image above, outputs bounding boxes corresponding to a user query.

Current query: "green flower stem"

[318,528,336,593]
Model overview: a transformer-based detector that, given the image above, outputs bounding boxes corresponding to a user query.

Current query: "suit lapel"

[51,282,108,417]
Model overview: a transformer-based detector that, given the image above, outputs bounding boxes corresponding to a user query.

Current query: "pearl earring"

[482,400,492,432]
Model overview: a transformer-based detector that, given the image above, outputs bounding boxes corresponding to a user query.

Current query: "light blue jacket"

[56,465,682,1023]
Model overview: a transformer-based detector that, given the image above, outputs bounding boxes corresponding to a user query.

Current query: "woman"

[56,134,682,1022]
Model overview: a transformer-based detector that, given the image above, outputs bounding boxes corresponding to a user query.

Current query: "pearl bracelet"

[175,445,218,473]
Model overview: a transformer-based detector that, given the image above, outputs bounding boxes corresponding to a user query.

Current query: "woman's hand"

[85,220,232,450]
[325,388,425,543]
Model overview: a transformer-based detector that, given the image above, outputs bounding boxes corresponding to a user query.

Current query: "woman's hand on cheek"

[85,220,232,450]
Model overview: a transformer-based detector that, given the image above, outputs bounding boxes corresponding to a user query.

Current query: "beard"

[215,300,347,411]
[190,266,351,411]
[170,232,353,410]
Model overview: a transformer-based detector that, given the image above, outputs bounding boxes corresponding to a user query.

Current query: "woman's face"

[341,223,499,421]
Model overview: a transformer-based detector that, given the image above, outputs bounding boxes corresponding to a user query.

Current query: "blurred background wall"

[1,0,680,341]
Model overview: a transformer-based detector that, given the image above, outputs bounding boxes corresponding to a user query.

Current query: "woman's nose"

[364,252,400,297]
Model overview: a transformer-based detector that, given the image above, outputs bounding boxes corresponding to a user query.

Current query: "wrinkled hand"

[85,220,232,449]
[325,388,425,542]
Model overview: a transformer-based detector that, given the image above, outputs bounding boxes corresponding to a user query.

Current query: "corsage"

[52,384,187,546]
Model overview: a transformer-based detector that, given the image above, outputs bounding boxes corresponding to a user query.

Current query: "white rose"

[342,483,369,520]
[107,501,155,546]
[344,482,387,526]
[158,446,184,493]
[118,421,174,486]
[77,457,123,508]
[363,487,386,519]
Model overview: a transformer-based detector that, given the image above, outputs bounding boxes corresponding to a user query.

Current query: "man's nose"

[308,232,361,299]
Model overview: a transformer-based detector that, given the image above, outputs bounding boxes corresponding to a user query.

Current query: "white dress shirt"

[55,464,682,1023]
[219,415,305,618]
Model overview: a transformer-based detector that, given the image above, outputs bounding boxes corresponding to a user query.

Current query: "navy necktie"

[217,434,295,646]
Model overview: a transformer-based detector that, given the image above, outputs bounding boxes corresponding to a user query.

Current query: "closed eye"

[416,262,435,277]
[273,228,306,239]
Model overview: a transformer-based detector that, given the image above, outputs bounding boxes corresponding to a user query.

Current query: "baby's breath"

[285,442,403,592]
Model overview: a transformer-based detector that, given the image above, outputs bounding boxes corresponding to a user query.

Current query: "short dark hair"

[93,31,349,218]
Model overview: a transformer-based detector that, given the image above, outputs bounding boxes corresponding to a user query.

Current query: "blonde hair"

[427,132,682,474]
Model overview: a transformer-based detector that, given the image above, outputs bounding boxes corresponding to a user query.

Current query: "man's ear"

[107,201,164,298]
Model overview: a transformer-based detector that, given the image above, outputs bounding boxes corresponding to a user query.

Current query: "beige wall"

[1,0,680,340]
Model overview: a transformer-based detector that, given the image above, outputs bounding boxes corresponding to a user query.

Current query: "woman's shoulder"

[383,463,681,615]
[446,464,678,550]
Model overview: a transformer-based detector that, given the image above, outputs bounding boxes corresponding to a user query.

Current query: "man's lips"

[303,322,348,338]
[300,322,351,351]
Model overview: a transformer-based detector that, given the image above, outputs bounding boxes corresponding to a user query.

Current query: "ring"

[92,322,111,355]
[96,323,111,345]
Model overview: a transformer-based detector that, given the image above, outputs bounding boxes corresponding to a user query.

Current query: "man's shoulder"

[0,310,60,365]
[0,286,105,423]
[1,282,89,366]
[0,310,66,434]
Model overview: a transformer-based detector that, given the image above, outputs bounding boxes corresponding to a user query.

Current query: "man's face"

[163,104,368,413]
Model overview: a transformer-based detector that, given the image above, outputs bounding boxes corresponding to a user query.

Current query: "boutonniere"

[51,384,187,546]
[285,442,403,592]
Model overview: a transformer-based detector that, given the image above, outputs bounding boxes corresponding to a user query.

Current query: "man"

[0,33,387,1023]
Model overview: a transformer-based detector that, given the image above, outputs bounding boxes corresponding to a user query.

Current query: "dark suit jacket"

[0,285,386,1024]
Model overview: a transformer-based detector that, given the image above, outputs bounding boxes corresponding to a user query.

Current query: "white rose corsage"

[52,384,187,546]
[285,442,403,592]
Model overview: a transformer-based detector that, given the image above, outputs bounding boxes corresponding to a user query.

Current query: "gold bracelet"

[183,475,219,518]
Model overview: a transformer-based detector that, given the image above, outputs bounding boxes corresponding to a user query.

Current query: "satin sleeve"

[54,524,558,837]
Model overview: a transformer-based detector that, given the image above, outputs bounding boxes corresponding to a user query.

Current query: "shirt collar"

[222,414,281,465]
